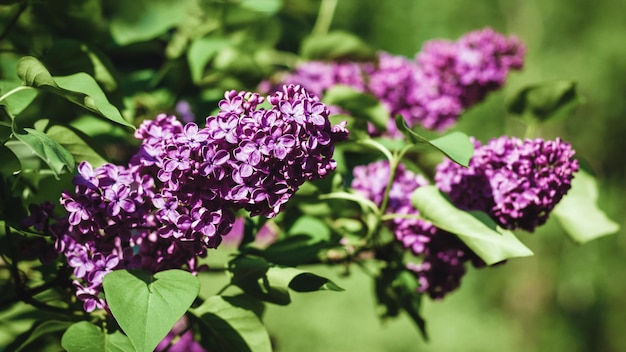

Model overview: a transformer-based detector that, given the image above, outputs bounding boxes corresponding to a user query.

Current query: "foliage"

[0,0,619,351]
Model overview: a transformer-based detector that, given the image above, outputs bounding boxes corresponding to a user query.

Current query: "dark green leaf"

[12,128,75,176]
[42,40,118,91]
[108,0,194,45]
[229,255,290,305]
[103,269,200,352]
[301,31,375,61]
[61,321,134,352]
[553,169,619,244]
[229,256,343,305]
[250,235,329,266]
[191,296,272,352]
[14,320,72,352]
[16,56,58,88]
[322,85,389,131]
[395,115,474,167]
[507,80,583,122]
[411,186,533,265]
[46,125,108,167]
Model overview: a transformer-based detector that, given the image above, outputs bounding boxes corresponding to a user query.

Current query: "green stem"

[380,213,424,222]
[0,85,35,106]
[378,145,413,215]
[318,191,381,217]
[312,0,338,36]
[357,139,394,163]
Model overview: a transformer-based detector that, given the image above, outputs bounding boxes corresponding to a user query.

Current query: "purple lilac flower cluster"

[264,28,525,135]
[351,160,480,299]
[50,84,348,312]
[435,136,579,232]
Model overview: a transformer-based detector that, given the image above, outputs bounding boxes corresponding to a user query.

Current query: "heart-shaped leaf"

[411,186,533,265]
[103,269,200,352]
[61,321,134,352]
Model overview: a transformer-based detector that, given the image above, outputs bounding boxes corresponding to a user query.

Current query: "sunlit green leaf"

[53,74,132,128]
[239,0,283,14]
[187,37,230,83]
[395,115,474,167]
[191,296,272,352]
[61,321,134,352]
[103,269,200,352]
[108,0,194,45]
[301,31,375,61]
[411,186,533,265]
[553,169,619,244]
[507,80,584,122]
[16,57,133,128]
[11,128,75,176]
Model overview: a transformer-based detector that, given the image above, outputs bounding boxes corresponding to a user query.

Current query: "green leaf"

[108,0,194,45]
[187,37,231,83]
[229,256,343,305]
[375,268,427,339]
[46,125,108,167]
[507,80,584,122]
[301,31,375,61]
[12,128,75,176]
[395,115,474,167]
[16,56,58,88]
[322,85,389,131]
[0,81,38,117]
[61,321,134,352]
[239,0,283,14]
[191,296,272,352]
[16,57,133,128]
[103,269,200,352]
[411,186,533,265]
[54,74,131,128]
[553,169,619,244]
[14,320,72,352]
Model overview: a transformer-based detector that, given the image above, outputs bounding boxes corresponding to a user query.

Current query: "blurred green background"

[261,0,626,351]
[2,0,625,350]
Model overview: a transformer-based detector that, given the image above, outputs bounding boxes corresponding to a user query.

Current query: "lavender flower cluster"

[49,85,348,312]
[351,136,578,299]
[435,136,579,232]
[351,161,480,299]
[266,28,525,135]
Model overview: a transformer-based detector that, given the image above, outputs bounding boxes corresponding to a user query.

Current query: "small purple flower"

[103,183,136,217]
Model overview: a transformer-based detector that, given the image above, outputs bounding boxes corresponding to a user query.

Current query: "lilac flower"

[51,85,347,312]
[265,27,525,136]
[435,136,579,232]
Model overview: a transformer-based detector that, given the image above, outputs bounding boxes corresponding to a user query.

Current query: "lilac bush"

[50,84,348,312]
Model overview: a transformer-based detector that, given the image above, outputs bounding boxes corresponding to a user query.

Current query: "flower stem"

[312,0,338,36]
